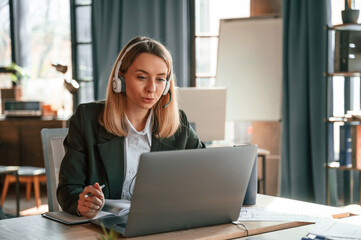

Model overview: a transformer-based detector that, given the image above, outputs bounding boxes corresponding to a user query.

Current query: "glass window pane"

[0,0,12,66]
[195,0,250,35]
[79,80,94,104]
[350,77,360,111]
[331,0,344,25]
[333,77,345,117]
[196,77,216,87]
[26,0,71,79]
[77,44,93,79]
[196,37,218,76]
[76,0,91,5]
[76,6,91,42]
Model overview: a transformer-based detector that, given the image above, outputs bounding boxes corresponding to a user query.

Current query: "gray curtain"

[92,0,194,100]
[281,0,330,204]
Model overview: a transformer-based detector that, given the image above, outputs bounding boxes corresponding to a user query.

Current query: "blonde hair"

[99,36,180,138]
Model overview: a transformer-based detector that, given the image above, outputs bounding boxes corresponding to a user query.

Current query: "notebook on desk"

[91,145,257,237]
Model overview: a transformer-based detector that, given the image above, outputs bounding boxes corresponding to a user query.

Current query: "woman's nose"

[145,79,156,93]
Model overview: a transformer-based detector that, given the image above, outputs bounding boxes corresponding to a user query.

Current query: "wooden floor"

[1,185,48,217]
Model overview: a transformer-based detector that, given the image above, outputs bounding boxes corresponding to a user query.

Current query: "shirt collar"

[126,110,153,145]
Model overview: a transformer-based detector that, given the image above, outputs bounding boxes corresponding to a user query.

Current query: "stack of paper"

[308,216,361,240]
[236,206,331,223]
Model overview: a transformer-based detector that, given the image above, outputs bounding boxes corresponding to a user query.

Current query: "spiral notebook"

[42,199,130,225]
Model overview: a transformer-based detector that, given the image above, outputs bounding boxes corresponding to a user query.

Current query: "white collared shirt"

[122,111,153,200]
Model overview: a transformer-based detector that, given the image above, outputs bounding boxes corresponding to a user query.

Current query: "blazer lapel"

[97,126,124,199]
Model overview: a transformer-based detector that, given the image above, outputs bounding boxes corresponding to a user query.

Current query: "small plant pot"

[342,9,360,24]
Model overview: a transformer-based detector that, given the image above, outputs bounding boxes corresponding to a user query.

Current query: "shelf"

[327,163,361,171]
[327,117,361,123]
[326,72,361,77]
[329,24,361,31]
[325,24,361,205]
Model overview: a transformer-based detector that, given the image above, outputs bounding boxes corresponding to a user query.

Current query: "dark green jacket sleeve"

[57,102,204,215]
[57,102,105,215]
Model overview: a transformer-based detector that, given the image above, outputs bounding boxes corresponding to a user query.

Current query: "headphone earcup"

[162,80,170,95]
[112,76,126,93]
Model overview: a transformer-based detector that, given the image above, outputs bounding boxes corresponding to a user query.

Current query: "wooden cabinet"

[0,118,67,167]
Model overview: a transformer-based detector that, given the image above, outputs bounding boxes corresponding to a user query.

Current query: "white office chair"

[41,128,68,212]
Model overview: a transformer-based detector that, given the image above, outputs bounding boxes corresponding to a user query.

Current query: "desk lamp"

[51,63,79,94]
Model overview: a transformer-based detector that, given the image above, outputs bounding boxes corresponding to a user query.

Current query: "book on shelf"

[339,123,352,167]
[351,124,361,170]
[327,123,334,164]
[42,199,130,225]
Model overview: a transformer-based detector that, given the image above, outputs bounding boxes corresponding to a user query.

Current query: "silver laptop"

[91,145,257,237]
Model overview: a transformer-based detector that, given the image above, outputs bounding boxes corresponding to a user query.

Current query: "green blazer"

[57,101,205,215]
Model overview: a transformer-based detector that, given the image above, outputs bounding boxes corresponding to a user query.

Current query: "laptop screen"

[124,145,257,237]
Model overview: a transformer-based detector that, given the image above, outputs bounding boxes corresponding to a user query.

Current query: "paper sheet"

[236,207,331,222]
[102,199,130,216]
[308,216,361,240]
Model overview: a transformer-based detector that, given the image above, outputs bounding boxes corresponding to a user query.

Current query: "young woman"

[57,36,205,218]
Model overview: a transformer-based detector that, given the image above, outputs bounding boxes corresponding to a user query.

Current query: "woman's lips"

[143,97,154,103]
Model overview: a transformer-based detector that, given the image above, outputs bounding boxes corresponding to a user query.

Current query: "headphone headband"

[113,40,151,81]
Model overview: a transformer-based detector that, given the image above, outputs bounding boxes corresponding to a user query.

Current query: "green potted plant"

[97,225,118,240]
[342,0,360,24]
[5,62,29,87]
[0,63,29,106]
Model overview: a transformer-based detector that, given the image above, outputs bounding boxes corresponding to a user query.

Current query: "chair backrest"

[41,128,68,212]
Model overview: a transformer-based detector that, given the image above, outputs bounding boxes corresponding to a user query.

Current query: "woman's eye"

[157,78,166,82]
[137,76,146,80]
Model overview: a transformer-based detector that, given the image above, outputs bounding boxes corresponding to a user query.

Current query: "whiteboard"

[216,17,282,121]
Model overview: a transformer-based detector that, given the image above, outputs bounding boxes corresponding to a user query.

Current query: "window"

[195,0,250,87]
[0,0,73,116]
[25,0,71,80]
[70,0,94,105]
[0,0,94,116]
[0,0,12,87]
[23,0,72,116]
[0,0,11,67]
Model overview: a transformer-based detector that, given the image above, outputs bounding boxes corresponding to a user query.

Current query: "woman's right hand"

[77,182,105,219]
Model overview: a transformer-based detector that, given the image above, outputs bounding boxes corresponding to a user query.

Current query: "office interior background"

[0,0,360,213]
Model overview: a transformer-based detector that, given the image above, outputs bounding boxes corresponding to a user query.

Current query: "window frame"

[194,34,219,87]
[194,0,251,88]
[70,0,93,108]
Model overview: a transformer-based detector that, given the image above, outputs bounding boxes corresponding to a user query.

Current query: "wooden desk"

[0,195,349,240]
[240,224,314,240]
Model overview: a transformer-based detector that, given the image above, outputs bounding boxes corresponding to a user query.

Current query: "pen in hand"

[85,184,105,198]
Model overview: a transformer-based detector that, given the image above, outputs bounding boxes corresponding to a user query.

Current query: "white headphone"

[112,40,171,95]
